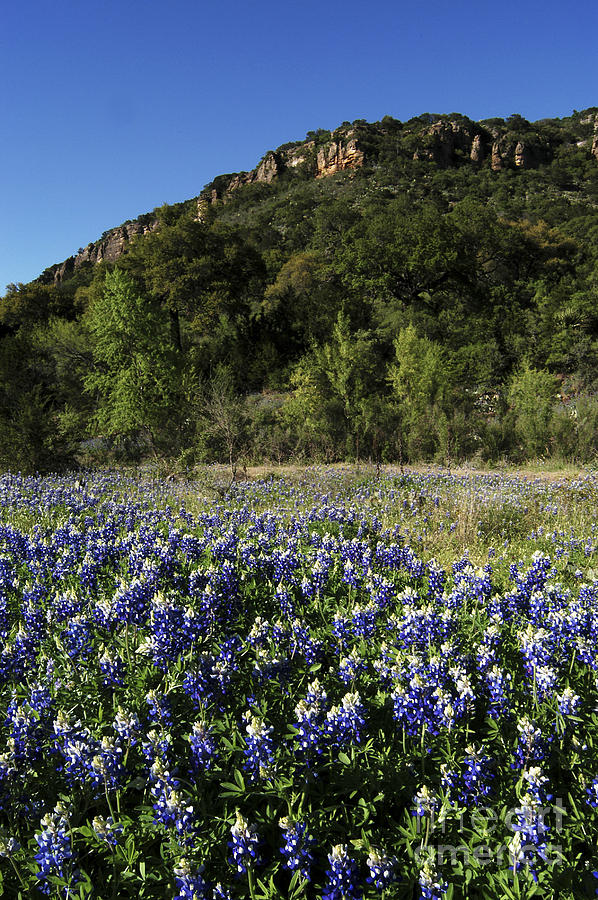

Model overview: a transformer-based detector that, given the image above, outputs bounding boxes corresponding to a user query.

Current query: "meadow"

[1,465,598,898]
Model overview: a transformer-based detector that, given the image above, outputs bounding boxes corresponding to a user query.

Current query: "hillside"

[3,108,598,471]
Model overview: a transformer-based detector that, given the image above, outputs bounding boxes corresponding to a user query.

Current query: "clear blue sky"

[1,0,596,291]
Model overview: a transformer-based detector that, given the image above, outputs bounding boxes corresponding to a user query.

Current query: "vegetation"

[3,109,598,471]
[2,466,598,896]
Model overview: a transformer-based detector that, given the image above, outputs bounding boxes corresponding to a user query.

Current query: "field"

[1,465,598,898]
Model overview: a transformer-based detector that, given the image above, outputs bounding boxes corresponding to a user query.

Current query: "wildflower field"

[2,465,598,899]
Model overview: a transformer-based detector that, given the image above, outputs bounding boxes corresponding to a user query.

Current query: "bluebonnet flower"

[427,559,446,600]
[366,847,399,892]
[149,758,195,841]
[113,708,141,745]
[6,698,42,765]
[183,643,239,710]
[142,728,171,763]
[51,588,81,623]
[62,615,93,660]
[149,592,186,670]
[557,687,581,716]
[146,690,173,729]
[34,802,77,895]
[461,746,494,804]
[322,844,362,900]
[484,665,512,717]
[243,713,275,781]
[412,785,439,819]
[534,665,558,701]
[351,602,377,639]
[275,584,296,619]
[173,858,210,899]
[513,718,549,769]
[0,745,19,812]
[342,558,361,589]
[229,811,261,873]
[326,692,366,747]
[586,777,598,808]
[0,832,20,858]
[99,649,126,688]
[418,858,448,899]
[440,764,460,802]
[153,787,195,841]
[522,766,551,803]
[88,737,125,792]
[294,680,329,759]
[291,618,322,665]
[332,612,351,649]
[509,792,551,879]
[189,721,218,772]
[279,817,315,881]
[112,577,153,626]
[91,816,123,848]
[339,648,367,684]
[29,682,53,716]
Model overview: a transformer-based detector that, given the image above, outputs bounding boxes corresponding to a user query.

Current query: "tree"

[84,269,180,455]
[122,212,265,369]
[507,364,558,458]
[196,366,248,477]
[388,325,452,462]
[261,250,337,346]
[334,199,472,337]
[316,313,377,458]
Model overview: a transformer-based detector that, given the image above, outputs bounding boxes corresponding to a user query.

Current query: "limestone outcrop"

[412,119,484,166]
[39,109,598,285]
[44,219,158,284]
[207,134,364,201]
[315,136,364,177]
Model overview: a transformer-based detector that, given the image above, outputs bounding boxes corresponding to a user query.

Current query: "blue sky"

[1,0,597,291]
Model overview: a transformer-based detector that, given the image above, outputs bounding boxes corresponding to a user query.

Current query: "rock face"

[44,219,158,284]
[40,110,598,285]
[409,118,553,171]
[412,119,484,166]
[470,134,484,163]
[207,134,365,201]
[315,136,364,177]
[490,135,550,171]
[491,140,505,172]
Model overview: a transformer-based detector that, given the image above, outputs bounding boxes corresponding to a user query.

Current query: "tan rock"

[470,134,484,163]
[255,152,280,183]
[316,138,364,177]
[514,141,526,167]
[491,141,504,171]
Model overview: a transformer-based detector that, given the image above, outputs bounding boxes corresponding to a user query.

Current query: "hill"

[3,108,598,470]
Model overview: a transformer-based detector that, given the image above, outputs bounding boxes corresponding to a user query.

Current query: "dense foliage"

[3,109,598,470]
[1,466,598,897]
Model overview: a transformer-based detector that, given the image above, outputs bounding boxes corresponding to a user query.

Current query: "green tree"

[122,212,265,372]
[507,364,558,458]
[84,269,180,455]
[310,313,378,459]
[388,325,452,461]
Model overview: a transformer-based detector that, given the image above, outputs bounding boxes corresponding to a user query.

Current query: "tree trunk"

[169,307,183,353]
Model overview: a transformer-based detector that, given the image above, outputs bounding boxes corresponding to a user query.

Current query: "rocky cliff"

[43,219,159,284]
[202,130,365,204]
[40,109,598,284]
[410,117,553,170]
